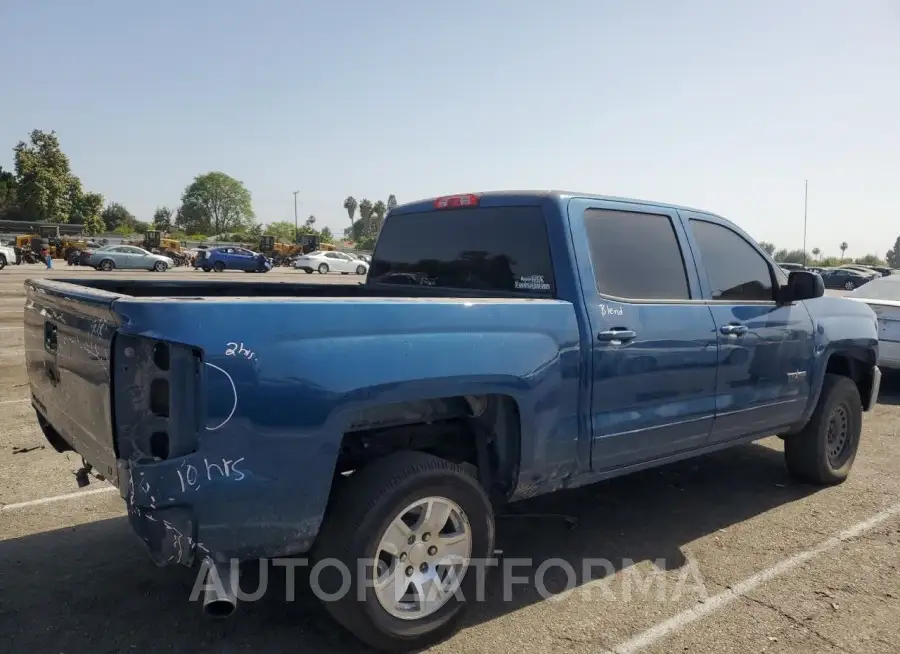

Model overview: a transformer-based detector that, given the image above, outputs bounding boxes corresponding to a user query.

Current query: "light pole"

[802,180,808,266]
[293,191,299,243]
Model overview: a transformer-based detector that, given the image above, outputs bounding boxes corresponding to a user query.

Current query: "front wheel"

[213,262,225,273]
[0,255,6,270]
[99,259,114,271]
[313,452,494,652]
[844,280,856,290]
[318,263,329,274]
[356,265,367,275]
[202,267,211,273]
[153,261,168,272]
[784,373,862,485]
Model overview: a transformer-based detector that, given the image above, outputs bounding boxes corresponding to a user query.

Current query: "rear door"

[24,280,121,482]
[566,199,719,471]
[681,213,816,443]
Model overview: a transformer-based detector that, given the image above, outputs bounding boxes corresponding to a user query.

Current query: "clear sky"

[1,0,897,257]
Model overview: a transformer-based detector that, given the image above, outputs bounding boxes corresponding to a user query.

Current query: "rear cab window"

[368,205,556,296]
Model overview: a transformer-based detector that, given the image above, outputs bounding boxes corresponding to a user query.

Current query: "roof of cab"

[390,190,722,219]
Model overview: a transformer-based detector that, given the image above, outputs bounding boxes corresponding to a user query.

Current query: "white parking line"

[606,500,900,654]
[0,486,117,511]
[0,398,27,405]
[0,326,22,331]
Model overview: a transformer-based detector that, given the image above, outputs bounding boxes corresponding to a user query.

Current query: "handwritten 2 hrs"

[225,342,256,360]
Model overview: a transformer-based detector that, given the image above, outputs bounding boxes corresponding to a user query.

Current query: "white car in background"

[845,274,900,369]
[0,243,15,269]
[293,250,369,275]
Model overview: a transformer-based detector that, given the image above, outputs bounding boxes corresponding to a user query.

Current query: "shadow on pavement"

[0,442,818,653]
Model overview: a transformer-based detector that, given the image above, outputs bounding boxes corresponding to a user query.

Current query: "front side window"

[583,209,691,300]
[369,206,556,295]
[690,219,775,302]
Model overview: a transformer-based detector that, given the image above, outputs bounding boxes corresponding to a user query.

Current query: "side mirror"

[781,270,824,303]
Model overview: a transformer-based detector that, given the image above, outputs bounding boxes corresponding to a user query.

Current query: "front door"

[567,200,720,472]
[681,214,816,443]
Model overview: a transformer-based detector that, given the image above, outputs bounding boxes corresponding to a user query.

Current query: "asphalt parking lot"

[0,264,897,654]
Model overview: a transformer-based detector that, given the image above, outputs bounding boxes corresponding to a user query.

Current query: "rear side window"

[369,206,556,295]
[583,209,691,300]
[689,219,775,302]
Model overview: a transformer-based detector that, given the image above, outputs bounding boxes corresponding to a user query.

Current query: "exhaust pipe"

[201,558,238,618]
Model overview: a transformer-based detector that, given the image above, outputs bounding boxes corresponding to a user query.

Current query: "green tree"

[180,171,254,236]
[305,214,316,228]
[152,206,174,232]
[775,249,810,264]
[343,196,358,232]
[371,200,387,235]
[13,130,75,223]
[264,220,297,243]
[358,198,374,237]
[387,194,398,212]
[319,226,334,243]
[79,192,106,235]
[101,202,136,231]
[855,253,885,266]
[886,237,900,268]
[839,242,848,261]
[811,247,821,260]
[0,166,16,210]
[758,241,776,256]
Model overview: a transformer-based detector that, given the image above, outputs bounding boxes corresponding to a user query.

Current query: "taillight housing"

[434,194,480,209]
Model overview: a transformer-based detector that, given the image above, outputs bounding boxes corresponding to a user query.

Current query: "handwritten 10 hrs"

[177,457,246,492]
[225,342,256,360]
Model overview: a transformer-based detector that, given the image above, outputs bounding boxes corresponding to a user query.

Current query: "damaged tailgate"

[24,279,121,483]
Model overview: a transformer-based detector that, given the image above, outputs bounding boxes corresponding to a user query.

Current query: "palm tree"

[840,242,848,261]
[811,247,821,261]
[371,200,387,235]
[358,198,374,236]
[343,196,358,233]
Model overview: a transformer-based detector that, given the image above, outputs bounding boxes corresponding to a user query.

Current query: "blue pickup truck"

[24,191,880,651]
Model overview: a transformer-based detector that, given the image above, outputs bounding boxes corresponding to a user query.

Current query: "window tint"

[369,206,555,295]
[690,220,774,302]
[583,209,690,300]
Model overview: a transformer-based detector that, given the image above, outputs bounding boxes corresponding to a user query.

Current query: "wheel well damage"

[336,394,521,505]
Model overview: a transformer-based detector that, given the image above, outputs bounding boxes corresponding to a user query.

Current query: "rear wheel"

[153,261,168,272]
[99,259,114,271]
[202,266,211,273]
[303,268,313,274]
[213,262,225,272]
[0,255,6,270]
[785,373,862,485]
[318,263,329,274]
[356,265,367,275]
[313,452,494,652]
[844,280,856,290]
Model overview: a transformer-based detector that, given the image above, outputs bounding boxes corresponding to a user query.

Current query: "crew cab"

[23,191,880,652]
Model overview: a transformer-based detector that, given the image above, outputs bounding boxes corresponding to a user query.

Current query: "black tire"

[356,265,367,275]
[0,255,6,270]
[99,259,114,271]
[202,267,211,273]
[154,261,168,272]
[304,268,313,274]
[844,280,855,290]
[318,263,329,274]
[312,451,495,652]
[784,373,862,485]
[213,262,225,272]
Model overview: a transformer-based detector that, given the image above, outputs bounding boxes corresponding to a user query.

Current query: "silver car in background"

[86,245,174,272]
[846,275,900,369]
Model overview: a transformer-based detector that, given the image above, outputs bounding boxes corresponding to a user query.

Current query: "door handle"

[597,329,636,343]
[719,324,748,336]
